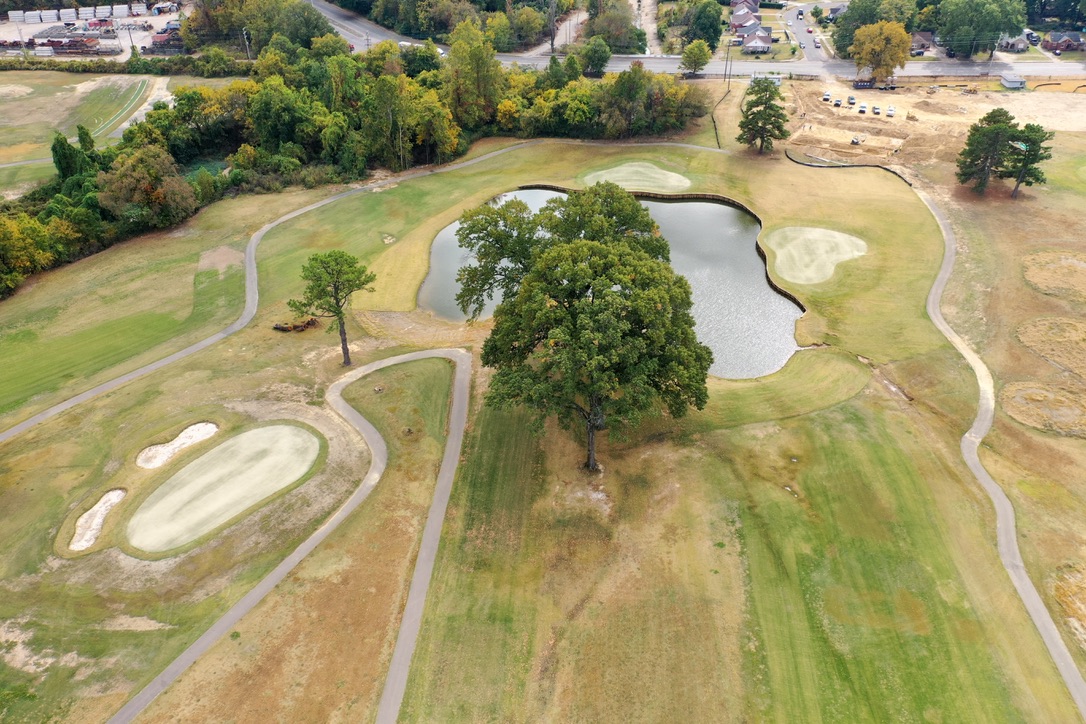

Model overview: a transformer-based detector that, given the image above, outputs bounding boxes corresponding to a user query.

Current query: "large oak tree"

[458,184,711,471]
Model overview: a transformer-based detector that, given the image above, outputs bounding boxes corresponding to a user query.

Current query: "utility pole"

[725,39,732,91]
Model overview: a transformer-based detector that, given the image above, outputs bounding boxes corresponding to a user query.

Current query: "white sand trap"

[127,425,320,553]
[69,489,127,552]
[584,162,692,192]
[764,227,868,285]
[137,422,219,469]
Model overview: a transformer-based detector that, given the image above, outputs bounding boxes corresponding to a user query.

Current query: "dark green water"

[417,189,802,379]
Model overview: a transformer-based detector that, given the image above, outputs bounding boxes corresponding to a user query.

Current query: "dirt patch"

[1054,566,1086,652]
[136,422,220,469]
[1017,317,1086,378]
[0,84,34,99]
[127,424,322,553]
[69,489,127,552]
[583,162,692,192]
[1001,382,1086,438]
[763,227,868,285]
[1023,251,1086,303]
[196,246,244,279]
[97,614,173,632]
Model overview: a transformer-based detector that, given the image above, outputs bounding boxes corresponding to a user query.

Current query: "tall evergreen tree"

[999,123,1054,198]
[955,108,1018,193]
[736,78,791,153]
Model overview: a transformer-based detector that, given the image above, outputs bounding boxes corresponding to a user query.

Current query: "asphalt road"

[917,187,1086,720]
[107,348,472,724]
[304,0,1086,78]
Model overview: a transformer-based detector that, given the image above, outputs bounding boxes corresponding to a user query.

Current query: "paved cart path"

[918,188,1086,720]
[108,348,471,723]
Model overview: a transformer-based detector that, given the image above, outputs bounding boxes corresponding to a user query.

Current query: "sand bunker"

[1017,317,1086,378]
[137,422,219,469]
[1002,382,1086,438]
[69,489,127,552]
[127,425,320,553]
[763,227,868,285]
[1023,251,1086,303]
[583,162,691,192]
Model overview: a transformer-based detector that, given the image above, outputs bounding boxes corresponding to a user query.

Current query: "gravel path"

[108,348,472,723]
[917,187,1086,719]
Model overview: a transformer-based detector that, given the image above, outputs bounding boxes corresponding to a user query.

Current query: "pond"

[417,189,803,379]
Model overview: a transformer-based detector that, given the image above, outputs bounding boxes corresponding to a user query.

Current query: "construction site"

[1,2,183,59]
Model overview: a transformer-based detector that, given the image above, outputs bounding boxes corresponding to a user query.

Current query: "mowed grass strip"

[137,358,453,722]
[403,404,752,722]
[711,398,1057,721]
[0,72,151,163]
[0,187,337,425]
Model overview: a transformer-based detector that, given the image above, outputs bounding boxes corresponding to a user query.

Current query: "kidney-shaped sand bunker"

[127,424,320,553]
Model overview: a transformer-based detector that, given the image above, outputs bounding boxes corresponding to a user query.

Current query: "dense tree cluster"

[0,21,706,298]
[834,0,1033,60]
[456,183,712,471]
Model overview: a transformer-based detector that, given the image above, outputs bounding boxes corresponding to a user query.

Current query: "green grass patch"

[0,270,237,416]
[0,71,152,163]
[0,162,55,198]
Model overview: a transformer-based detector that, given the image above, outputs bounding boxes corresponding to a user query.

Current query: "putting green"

[583,162,692,192]
[127,425,320,553]
[763,227,868,285]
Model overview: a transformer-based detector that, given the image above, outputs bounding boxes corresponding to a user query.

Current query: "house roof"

[1050,31,1084,42]
[735,22,763,36]
[828,5,846,17]
[743,35,771,48]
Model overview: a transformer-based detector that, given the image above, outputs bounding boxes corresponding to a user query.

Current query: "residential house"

[1043,31,1084,51]
[742,29,773,53]
[735,22,764,38]
[730,0,757,8]
[998,32,1029,52]
[730,7,762,31]
[911,31,933,50]
[827,5,846,22]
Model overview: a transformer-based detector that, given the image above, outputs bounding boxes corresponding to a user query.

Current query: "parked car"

[858,103,868,113]
[799,41,805,48]
[847,95,856,105]
[814,40,821,48]
[807,27,814,33]
[873,106,881,115]
[822,91,831,101]
[886,105,896,117]
[834,98,843,107]
[1054,49,1062,56]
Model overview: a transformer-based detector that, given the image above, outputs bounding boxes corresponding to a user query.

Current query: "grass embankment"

[0,161,54,199]
[138,358,453,722]
[0,71,152,164]
[919,130,1086,673]
[0,187,338,426]
[0,138,1079,720]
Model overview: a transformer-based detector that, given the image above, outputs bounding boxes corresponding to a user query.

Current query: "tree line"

[833,0,1032,61]
[0,20,706,298]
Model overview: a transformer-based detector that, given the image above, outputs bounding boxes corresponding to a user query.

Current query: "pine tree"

[955,108,1017,194]
[736,78,791,153]
[999,123,1054,198]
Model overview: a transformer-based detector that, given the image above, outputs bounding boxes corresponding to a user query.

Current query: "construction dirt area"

[785,78,1086,171]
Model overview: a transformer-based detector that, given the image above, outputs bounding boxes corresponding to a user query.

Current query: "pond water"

[417,189,803,379]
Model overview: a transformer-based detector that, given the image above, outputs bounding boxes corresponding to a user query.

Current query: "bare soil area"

[786,80,1086,168]
[1023,251,1086,303]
